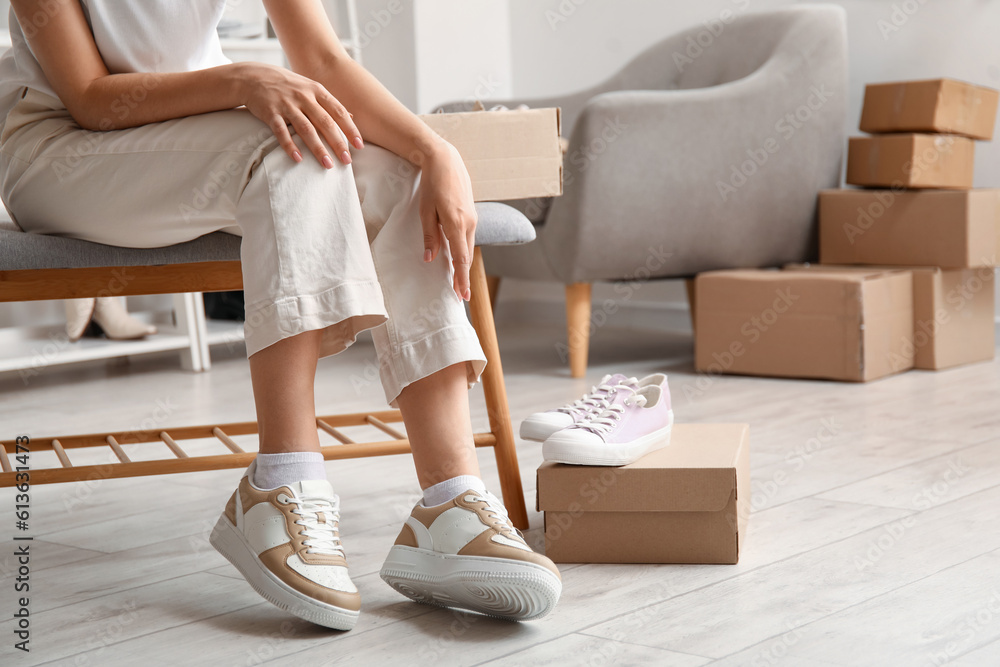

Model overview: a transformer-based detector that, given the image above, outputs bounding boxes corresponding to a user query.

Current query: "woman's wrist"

[410,131,454,168]
[228,61,259,107]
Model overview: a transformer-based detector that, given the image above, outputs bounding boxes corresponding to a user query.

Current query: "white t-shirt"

[0,0,232,121]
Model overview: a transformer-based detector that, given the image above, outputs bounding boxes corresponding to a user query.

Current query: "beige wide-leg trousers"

[0,88,486,406]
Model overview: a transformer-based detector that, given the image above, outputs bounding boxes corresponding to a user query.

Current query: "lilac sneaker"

[542,378,673,466]
[520,374,629,442]
[520,374,666,442]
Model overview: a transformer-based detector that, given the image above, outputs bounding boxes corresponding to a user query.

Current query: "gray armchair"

[438,6,847,377]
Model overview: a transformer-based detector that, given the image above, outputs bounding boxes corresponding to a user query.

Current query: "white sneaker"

[381,490,562,620]
[210,461,361,630]
[543,378,673,466]
[520,373,666,442]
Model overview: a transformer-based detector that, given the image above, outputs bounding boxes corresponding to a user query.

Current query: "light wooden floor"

[1,313,999,667]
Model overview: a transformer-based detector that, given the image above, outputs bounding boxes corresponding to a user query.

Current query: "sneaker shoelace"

[467,491,527,543]
[556,374,639,418]
[575,384,647,437]
[280,494,345,557]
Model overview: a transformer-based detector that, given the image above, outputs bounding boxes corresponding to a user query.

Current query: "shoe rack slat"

[105,435,132,464]
[212,427,245,454]
[51,438,73,468]
[316,420,355,444]
[159,431,190,459]
[0,413,496,487]
[364,415,406,441]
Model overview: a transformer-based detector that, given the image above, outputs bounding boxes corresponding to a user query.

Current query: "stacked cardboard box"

[695,78,999,379]
[819,78,999,371]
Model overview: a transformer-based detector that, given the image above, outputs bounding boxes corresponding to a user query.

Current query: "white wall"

[412,0,512,112]
[355,0,512,113]
[507,0,1000,187]
[352,0,419,110]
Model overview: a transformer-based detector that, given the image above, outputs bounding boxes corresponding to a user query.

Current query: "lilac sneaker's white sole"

[519,411,577,442]
[542,412,674,466]
[519,417,564,443]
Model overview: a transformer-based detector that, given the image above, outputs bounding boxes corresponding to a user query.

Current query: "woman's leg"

[350,144,487,493]
[395,362,480,488]
[357,151,565,618]
[249,329,323,454]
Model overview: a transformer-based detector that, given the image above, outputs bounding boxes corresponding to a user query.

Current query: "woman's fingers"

[245,66,360,167]
[268,114,302,163]
[443,213,475,302]
[287,107,341,168]
[315,90,364,152]
[419,205,442,265]
[305,100,355,166]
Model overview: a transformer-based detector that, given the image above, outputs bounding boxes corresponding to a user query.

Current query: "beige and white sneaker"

[210,461,360,630]
[380,490,561,620]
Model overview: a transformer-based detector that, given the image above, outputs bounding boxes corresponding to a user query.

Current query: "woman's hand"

[419,141,478,302]
[238,62,363,168]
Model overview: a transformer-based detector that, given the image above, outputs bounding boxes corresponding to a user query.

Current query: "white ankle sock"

[422,474,487,507]
[253,452,327,489]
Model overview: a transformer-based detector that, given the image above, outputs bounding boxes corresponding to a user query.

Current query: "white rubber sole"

[542,412,674,466]
[519,416,569,443]
[380,545,562,621]
[209,515,360,631]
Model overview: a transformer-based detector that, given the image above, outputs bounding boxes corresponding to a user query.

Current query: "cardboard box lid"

[536,423,749,513]
[420,108,563,202]
[697,268,893,314]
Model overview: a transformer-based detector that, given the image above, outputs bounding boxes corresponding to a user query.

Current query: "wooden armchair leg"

[468,248,528,529]
[565,282,592,378]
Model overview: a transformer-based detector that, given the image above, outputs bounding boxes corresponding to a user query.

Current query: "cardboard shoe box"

[537,423,750,564]
[694,269,914,382]
[846,134,975,189]
[818,189,1000,268]
[859,79,1000,141]
[420,108,563,202]
[787,264,996,370]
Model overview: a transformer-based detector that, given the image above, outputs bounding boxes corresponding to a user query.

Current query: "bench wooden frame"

[0,247,529,528]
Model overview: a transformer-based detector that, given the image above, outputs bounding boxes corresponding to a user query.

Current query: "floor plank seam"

[23,569,230,617]
[696,545,1000,663]
[751,435,998,515]
[37,600,268,667]
[563,489,1000,659]
[572,630,717,661]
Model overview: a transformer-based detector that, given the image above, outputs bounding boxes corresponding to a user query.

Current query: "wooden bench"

[0,202,534,527]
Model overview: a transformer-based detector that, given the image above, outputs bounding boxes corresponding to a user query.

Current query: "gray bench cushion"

[0,202,535,271]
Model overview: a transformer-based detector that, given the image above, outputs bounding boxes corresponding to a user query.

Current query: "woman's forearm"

[72,64,247,131]
[311,57,450,167]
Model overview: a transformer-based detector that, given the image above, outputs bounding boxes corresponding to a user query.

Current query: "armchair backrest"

[560,5,847,134]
